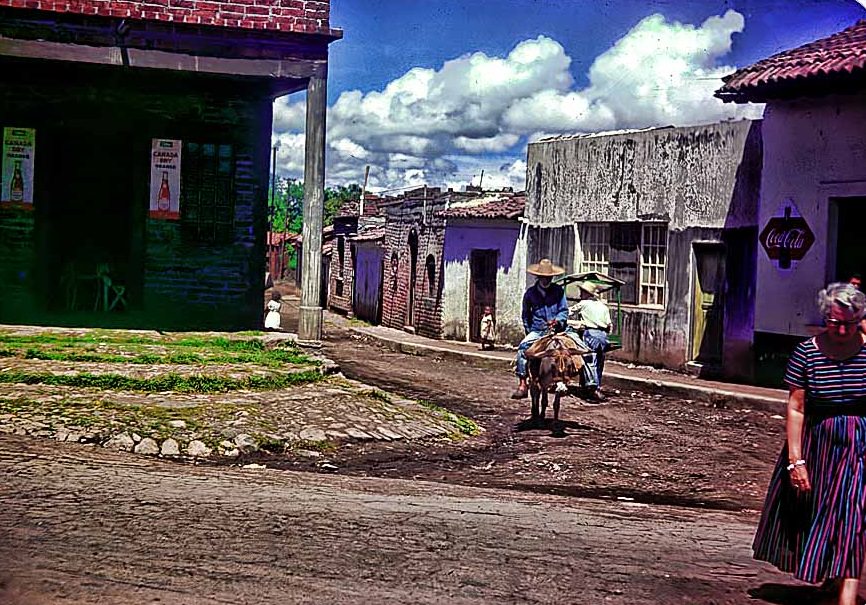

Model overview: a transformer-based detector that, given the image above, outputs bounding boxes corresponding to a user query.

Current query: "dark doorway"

[469,249,498,342]
[44,120,137,313]
[833,197,866,283]
[407,229,418,328]
[691,243,726,364]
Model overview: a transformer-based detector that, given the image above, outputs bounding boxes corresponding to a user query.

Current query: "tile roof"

[437,194,525,220]
[717,20,866,102]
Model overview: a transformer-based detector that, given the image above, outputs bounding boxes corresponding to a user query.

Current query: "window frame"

[577,221,668,309]
[639,222,667,308]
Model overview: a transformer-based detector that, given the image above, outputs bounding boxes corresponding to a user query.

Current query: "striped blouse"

[785,338,866,404]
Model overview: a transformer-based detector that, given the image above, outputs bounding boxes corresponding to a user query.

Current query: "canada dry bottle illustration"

[10,159,24,202]
[157,170,171,212]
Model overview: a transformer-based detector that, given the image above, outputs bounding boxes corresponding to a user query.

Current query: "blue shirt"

[522,283,568,334]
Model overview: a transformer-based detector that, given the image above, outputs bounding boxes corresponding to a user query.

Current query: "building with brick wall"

[0,0,340,329]
[379,187,522,340]
[328,195,386,317]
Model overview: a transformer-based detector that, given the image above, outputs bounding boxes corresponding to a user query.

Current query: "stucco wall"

[756,92,866,336]
[441,219,526,344]
[526,120,762,230]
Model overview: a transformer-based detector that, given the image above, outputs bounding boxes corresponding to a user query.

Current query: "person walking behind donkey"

[753,282,866,605]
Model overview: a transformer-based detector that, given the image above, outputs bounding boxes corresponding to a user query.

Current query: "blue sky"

[272,0,866,193]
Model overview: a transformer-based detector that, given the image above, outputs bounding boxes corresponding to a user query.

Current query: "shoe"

[511,385,528,399]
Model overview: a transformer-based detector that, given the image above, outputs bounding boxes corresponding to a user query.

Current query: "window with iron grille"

[640,223,667,307]
[180,142,235,243]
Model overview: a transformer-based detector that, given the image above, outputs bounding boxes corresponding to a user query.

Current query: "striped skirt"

[753,414,866,583]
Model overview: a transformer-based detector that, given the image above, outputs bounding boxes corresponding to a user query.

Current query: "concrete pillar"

[298,72,328,344]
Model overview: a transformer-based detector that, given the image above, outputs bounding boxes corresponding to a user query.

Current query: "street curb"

[350,327,787,413]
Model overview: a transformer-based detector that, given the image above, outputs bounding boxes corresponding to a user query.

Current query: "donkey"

[526,333,587,432]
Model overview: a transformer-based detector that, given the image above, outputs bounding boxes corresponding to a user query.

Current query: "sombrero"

[578,282,600,297]
[527,258,565,277]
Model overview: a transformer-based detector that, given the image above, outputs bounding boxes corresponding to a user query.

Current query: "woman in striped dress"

[754,282,866,605]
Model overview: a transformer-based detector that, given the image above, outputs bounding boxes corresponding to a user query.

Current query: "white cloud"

[273,9,762,192]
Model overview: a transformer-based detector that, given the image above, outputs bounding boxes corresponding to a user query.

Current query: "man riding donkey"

[511,258,587,400]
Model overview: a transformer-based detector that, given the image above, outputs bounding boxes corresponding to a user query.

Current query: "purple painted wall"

[442,220,526,343]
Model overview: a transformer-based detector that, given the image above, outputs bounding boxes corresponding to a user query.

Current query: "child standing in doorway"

[479,305,496,350]
[264,290,282,331]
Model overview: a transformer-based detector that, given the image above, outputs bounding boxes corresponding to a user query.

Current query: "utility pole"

[478,169,484,189]
[298,71,328,344]
[359,164,370,217]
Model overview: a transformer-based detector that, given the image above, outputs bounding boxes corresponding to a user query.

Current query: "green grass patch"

[0,333,312,367]
[417,399,480,436]
[0,369,323,393]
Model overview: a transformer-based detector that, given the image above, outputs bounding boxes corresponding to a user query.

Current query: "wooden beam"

[298,71,328,344]
[0,35,325,82]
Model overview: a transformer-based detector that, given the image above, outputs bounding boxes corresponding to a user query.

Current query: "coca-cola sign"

[759,206,815,269]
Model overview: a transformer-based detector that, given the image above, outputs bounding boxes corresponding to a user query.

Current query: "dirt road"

[295,317,783,513]
[0,433,800,605]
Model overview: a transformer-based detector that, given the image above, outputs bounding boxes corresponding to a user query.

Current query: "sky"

[271,0,866,194]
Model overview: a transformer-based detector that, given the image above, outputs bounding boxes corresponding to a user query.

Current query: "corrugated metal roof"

[437,194,525,220]
[717,19,866,102]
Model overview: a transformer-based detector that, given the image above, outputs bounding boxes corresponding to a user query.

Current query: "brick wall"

[0,0,335,34]
[144,151,265,330]
[0,208,35,318]
[381,194,447,339]
[327,234,352,314]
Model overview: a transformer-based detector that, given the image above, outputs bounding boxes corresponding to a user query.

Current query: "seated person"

[570,282,612,401]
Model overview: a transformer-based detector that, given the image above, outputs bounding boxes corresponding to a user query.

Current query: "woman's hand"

[789,464,811,492]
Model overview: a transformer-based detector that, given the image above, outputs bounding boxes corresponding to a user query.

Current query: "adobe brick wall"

[328,234,354,315]
[144,148,267,330]
[0,0,335,34]
[381,195,447,340]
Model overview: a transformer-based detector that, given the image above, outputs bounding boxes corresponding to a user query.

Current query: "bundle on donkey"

[524,333,589,432]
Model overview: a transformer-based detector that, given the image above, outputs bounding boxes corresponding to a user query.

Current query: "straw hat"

[579,282,600,297]
[527,258,565,277]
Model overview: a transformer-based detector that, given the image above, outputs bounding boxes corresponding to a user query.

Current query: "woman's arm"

[786,386,811,491]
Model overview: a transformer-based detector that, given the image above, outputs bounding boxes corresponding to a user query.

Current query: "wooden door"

[691,243,725,363]
[469,249,498,342]
[353,245,384,323]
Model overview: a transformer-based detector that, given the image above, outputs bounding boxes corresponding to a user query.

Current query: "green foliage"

[268,178,363,232]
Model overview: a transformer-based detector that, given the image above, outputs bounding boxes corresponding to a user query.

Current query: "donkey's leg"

[540,391,548,419]
[530,385,540,420]
[553,393,561,425]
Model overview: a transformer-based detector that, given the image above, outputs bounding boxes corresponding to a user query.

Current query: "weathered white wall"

[525,120,761,230]
[756,92,866,335]
[442,220,526,344]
